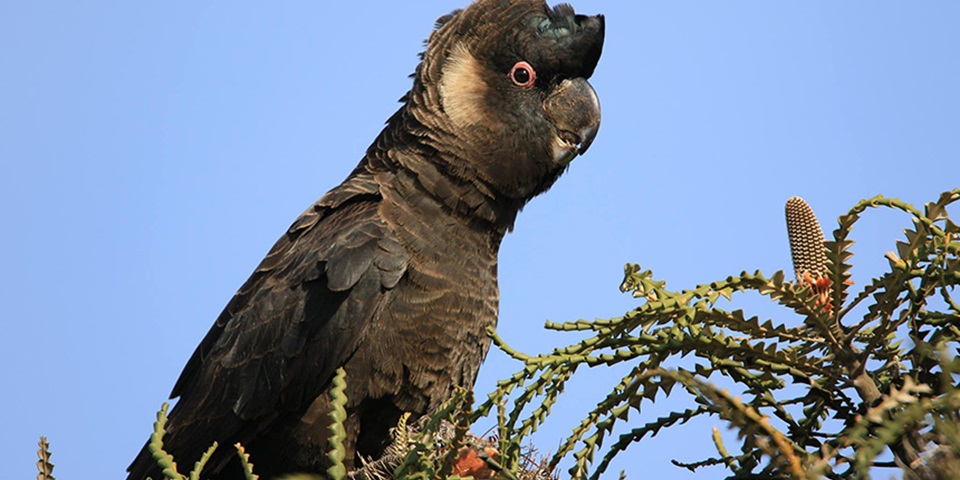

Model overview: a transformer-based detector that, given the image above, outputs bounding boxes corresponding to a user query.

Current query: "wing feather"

[128,173,408,478]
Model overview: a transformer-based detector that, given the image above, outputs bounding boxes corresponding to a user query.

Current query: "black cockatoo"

[127,0,603,478]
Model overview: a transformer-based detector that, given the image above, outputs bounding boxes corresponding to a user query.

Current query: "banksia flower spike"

[785,197,833,311]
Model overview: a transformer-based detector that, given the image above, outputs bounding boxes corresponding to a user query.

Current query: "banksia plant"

[480,190,960,479]
[127,381,495,480]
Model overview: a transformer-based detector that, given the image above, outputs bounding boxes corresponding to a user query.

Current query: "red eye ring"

[509,61,536,88]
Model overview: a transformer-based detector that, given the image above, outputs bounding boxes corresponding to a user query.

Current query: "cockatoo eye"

[509,61,536,88]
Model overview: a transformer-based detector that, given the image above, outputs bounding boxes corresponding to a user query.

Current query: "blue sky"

[2,2,958,479]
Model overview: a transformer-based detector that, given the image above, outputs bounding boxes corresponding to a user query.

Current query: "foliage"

[476,190,960,479]
[139,402,225,480]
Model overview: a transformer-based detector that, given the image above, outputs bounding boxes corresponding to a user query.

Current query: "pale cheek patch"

[438,43,489,129]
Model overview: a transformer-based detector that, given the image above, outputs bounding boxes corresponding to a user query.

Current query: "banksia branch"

[235,443,259,480]
[785,197,832,310]
[37,436,55,480]
[326,367,348,480]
